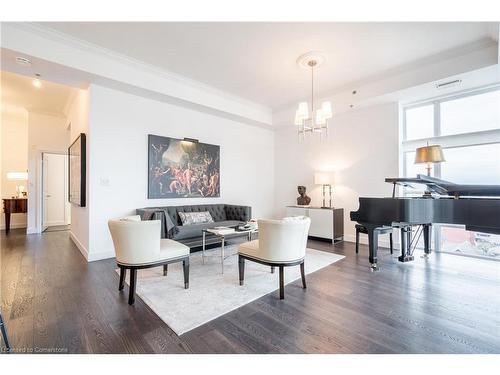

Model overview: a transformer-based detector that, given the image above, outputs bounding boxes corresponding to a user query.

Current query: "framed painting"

[148,134,220,199]
[68,133,86,207]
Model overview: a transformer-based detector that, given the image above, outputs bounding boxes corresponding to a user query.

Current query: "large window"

[401,86,500,260]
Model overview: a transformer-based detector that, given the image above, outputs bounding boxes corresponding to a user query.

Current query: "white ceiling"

[1,70,75,115]
[36,22,499,109]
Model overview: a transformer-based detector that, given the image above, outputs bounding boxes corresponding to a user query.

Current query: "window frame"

[400,84,500,255]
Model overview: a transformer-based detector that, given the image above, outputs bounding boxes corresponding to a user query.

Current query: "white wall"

[27,112,70,233]
[274,102,399,244]
[83,85,275,261]
[66,89,90,257]
[1,109,28,230]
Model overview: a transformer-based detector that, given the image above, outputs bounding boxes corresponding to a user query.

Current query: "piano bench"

[355,224,393,255]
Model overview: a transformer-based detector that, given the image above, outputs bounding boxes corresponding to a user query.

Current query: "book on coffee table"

[207,227,235,236]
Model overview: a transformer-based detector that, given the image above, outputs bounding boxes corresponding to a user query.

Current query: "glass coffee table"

[202,227,258,274]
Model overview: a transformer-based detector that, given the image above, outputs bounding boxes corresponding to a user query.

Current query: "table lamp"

[314,172,334,208]
[7,171,28,198]
[414,143,445,176]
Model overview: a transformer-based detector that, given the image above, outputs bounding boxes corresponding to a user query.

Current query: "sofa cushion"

[178,211,214,225]
[172,220,241,240]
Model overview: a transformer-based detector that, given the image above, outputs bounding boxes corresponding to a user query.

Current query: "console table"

[286,206,344,243]
[3,198,27,234]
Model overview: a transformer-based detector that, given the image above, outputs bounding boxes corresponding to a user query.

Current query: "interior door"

[43,153,68,228]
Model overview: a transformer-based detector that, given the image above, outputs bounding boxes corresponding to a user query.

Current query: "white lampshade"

[297,102,309,119]
[315,109,326,125]
[321,102,332,119]
[314,172,334,185]
[294,110,303,125]
[7,171,28,181]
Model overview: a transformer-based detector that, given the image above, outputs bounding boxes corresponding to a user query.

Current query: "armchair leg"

[163,264,168,276]
[300,261,306,289]
[238,255,245,286]
[389,233,394,254]
[119,267,126,291]
[128,269,137,305]
[279,266,285,300]
[183,258,190,289]
[271,266,275,274]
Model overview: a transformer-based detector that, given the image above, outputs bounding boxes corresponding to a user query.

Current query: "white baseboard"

[70,232,89,261]
[45,221,67,227]
[0,223,27,230]
[69,232,115,262]
[344,233,399,250]
[87,249,116,262]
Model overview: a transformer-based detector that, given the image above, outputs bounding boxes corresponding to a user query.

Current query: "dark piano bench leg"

[367,227,379,271]
[355,227,360,254]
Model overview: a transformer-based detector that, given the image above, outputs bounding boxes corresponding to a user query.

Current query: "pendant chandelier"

[294,52,332,141]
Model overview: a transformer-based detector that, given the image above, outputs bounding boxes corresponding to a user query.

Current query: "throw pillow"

[178,211,214,226]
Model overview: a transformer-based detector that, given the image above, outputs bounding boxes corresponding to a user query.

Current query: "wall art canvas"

[148,134,220,199]
[68,133,86,207]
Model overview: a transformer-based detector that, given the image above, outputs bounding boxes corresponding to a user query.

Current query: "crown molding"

[4,22,272,123]
[273,37,498,112]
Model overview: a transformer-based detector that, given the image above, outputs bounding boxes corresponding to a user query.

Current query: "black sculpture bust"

[297,185,311,206]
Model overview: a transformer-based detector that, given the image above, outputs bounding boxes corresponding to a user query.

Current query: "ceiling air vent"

[15,56,32,67]
[435,79,462,90]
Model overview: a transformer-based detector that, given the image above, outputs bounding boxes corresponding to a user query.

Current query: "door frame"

[38,150,70,232]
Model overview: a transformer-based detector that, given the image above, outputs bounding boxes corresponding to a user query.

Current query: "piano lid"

[385,174,500,197]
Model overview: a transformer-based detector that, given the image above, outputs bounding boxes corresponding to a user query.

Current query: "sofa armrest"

[136,208,175,239]
[224,205,251,222]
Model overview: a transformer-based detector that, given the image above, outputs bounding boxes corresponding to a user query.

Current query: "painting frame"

[68,133,86,207]
[148,134,220,199]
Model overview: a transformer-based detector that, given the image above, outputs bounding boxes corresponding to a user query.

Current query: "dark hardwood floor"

[1,228,499,354]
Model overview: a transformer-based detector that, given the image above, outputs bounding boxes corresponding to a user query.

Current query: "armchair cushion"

[238,216,310,263]
[160,239,190,260]
[237,239,263,259]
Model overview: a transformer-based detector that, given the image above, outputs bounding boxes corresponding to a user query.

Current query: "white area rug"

[117,247,344,335]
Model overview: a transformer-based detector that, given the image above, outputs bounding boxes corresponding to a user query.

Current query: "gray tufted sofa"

[136,204,252,249]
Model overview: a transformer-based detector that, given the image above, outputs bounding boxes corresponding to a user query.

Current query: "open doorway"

[42,152,71,232]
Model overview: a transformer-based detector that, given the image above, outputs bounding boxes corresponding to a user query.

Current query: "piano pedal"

[370,263,380,272]
[398,255,414,263]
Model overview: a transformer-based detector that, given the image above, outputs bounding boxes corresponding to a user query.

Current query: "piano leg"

[421,224,432,258]
[366,226,379,271]
[398,226,414,262]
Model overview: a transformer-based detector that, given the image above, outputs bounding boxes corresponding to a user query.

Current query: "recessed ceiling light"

[33,74,42,88]
[15,56,32,67]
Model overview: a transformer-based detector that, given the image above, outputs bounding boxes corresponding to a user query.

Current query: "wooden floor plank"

[1,228,499,354]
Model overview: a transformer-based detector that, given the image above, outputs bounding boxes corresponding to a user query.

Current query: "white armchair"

[108,215,190,305]
[238,216,311,299]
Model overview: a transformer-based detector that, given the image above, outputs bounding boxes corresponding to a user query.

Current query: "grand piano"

[350,174,500,270]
